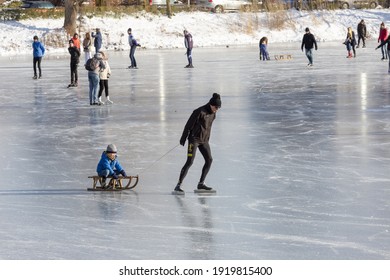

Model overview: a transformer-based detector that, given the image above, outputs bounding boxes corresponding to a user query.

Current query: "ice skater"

[87,52,105,105]
[96,144,127,189]
[378,22,388,60]
[128,28,141,69]
[83,32,92,64]
[32,35,45,79]
[259,37,270,61]
[67,39,80,87]
[301,27,317,67]
[92,28,102,54]
[357,19,367,48]
[344,27,356,58]
[184,29,194,68]
[98,51,112,104]
[376,35,390,73]
[174,93,222,194]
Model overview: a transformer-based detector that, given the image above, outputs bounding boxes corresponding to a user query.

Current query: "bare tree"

[64,0,80,35]
[166,0,172,18]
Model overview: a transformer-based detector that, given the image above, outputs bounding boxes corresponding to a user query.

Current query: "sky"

[1,8,390,56]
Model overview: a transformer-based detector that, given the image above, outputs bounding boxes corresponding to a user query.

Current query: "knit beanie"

[106,144,117,153]
[209,93,222,108]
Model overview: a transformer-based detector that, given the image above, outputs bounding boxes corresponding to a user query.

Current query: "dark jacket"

[357,22,366,37]
[345,31,357,47]
[301,33,317,50]
[68,46,80,64]
[180,103,216,145]
[184,33,193,50]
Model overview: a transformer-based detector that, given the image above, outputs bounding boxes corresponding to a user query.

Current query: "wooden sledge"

[274,54,293,61]
[87,175,139,191]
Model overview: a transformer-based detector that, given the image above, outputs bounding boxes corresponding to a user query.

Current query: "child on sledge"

[259,37,270,61]
[98,51,112,104]
[96,144,127,188]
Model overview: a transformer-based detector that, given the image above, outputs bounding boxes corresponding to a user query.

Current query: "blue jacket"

[32,41,45,58]
[96,152,124,175]
[129,34,139,47]
[93,31,102,49]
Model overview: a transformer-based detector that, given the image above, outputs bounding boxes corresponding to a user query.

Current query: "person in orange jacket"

[71,33,81,51]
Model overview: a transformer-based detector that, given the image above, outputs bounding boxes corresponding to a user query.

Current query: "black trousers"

[98,79,109,97]
[33,57,42,77]
[179,141,213,184]
[357,35,365,47]
[70,62,78,83]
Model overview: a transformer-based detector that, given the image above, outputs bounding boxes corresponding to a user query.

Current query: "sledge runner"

[96,144,127,189]
[173,93,222,195]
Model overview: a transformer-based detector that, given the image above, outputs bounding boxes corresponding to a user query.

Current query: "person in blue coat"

[91,28,102,54]
[32,35,45,79]
[128,28,141,69]
[96,144,127,188]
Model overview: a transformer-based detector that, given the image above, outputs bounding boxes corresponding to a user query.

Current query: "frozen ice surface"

[1,42,390,260]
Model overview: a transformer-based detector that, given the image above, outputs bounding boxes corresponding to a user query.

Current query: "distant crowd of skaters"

[31,28,194,105]
[258,19,390,71]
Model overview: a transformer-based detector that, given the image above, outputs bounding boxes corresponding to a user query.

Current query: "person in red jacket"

[174,93,222,194]
[378,22,388,60]
[71,33,81,51]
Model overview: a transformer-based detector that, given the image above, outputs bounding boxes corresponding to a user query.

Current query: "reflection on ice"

[1,43,390,259]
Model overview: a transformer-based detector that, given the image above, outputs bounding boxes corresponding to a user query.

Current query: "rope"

[139,144,180,175]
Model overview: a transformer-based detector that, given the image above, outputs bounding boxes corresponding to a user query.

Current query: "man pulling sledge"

[173,93,222,194]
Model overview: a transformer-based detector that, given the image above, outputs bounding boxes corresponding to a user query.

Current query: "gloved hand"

[180,136,186,146]
[112,173,119,179]
[120,170,127,177]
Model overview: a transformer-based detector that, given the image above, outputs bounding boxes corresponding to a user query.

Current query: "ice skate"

[194,183,216,194]
[172,184,185,195]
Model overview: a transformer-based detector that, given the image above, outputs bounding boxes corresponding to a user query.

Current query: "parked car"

[197,0,261,13]
[149,0,184,7]
[21,1,55,8]
[337,0,378,8]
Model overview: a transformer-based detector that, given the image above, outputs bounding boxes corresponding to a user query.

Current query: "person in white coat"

[98,51,112,105]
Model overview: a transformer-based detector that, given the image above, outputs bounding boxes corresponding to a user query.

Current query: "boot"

[197,182,212,191]
[174,183,184,193]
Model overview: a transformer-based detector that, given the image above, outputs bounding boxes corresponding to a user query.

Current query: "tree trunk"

[166,0,172,18]
[64,0,79,36]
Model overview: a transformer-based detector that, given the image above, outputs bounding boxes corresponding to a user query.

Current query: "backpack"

[85,57,99,71]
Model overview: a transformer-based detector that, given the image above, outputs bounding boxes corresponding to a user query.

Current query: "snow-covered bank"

[1,9,390,56]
